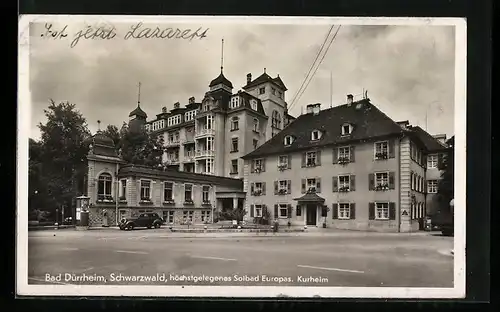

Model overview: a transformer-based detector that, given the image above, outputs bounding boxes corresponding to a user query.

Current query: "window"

[184,110,196,121]
[375,172,389,189]
[375,202,389,220]
[311,130,321,141]
[253,182,264,195]
[206,115,214,129]
[97,173,113,200]
[284,135,293,146]
[254,159,263,172]
[271,87,276,95]
[306,151,317,167]
[231,159,238,174]
[202,186,210,202]
[307,178,317,192]
[278,155,288,169]
[163,210,174,223]
[201,210,211,222]
[119,179,127,199]
[259,87,265,94]
[272,110,282,129]
[140,180,151,201]
[251,100,258,111]
[341,123,353,135]
[338,175,350,192]
[427,154,438,168]
[230,96,240,109]
[167,115,181,126]
[183,211,194,223]
[278,180,288,194]
[253,139,258,150]
[338,146,350,162]
[231,117,239,131]
[164,182,173,201]
[338,203,351,219]
[231,138,238,152]
[374,141,389,159]
[254,204,263,217]
[427,180,438,193]
[184,184,193,202]
[278,91,283,99]
[253,118,259,132]
[279,204,288,218]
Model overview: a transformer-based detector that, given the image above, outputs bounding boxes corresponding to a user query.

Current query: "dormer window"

[341,123,353,135]
[259,87,265,94]
[284,135,294,146]
[230,96,240,109]
[311,130,322,141]
[251,99,258,111]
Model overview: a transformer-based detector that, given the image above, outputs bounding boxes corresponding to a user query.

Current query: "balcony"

[195,150,215,159]
[184,152,195,162]
[164,158,180,166]
[165,140,181,148]
[183,138,195,145]
[195,128,215,138]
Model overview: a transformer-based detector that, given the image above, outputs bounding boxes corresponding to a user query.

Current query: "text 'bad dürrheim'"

[39,22,209,48]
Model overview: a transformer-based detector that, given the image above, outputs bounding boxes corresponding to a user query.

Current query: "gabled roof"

[209,71,233,88]
[243,72,288,91]
[242,99,405,159]
[293,191,325,202]
[408,126,448,152]
[129,104,147,118]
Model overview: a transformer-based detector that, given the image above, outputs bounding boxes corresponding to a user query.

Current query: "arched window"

[98,173,113,201]
[272,110,282,129]
[253,118,259,132]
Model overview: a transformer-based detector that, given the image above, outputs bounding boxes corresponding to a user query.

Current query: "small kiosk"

[75,195,90,227]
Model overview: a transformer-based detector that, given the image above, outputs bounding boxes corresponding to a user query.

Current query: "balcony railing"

[165,140,181,148]
[165,158,180,165]
[184,152,195,162]
[195,128,215,137]
[195,150,215,158]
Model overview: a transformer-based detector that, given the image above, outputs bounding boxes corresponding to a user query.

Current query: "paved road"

[28,228,454,287]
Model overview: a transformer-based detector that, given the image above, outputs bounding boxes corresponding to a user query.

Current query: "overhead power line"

[289,25,335,109]
[290,25,342,112]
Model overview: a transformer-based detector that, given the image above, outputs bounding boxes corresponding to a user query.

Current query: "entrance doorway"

[306,204,317,226]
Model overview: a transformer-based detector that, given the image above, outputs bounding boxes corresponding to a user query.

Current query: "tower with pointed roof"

[128,82,148,132]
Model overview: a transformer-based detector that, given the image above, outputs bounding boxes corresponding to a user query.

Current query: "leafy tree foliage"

[118,123,164,168]
[102,124,121,150]
[437,136,454,214]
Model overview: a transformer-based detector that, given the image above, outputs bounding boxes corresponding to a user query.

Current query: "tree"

[35,100,91,217]
[120,125,164,168]
[102,124,121,150]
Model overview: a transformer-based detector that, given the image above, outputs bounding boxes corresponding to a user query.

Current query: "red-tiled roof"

[242,99,405,159]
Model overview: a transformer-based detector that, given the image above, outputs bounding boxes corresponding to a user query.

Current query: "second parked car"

[119,213,164,231]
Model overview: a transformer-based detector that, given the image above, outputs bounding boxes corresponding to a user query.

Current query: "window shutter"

[261,159,266,172]
[287,204,292,217]
[301,152,306,167]
[296,205,301,216]
[301,179,306,194]
[424,180,427,194]
[332,176,338,192]
[438,153,444,168]
[250,183,255,195]
[251,161,255,173]
[274,181,278,195]
[410,172,414,190]
[369,202,375,220]
[287,180,292,194]
[287,155,292,169]
[389,172,396,189]
[389,202,396,220]
[274,204,279,218]
[316,150,321,166]
[423,155,427,169]
[350,146,355,162]
[350,175,356,191]
[410,143,413,160]
[332,147,338,164]
[137,180,141,199]
[389,139,396,158]
[332,203,338,219]
[262,182,266,195]
[250,204,254,217]
[321,205,328,217]
[316,178,321,193]
[350,203,356,219]
[368,173,375,191]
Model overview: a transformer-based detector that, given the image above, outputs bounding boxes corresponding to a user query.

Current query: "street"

[28,229,454,287]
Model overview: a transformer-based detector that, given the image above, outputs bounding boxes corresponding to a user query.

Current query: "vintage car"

[119,212,164,231]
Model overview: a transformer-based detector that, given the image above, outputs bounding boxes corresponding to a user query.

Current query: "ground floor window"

[183,210,194,223]
[279,204,288,218]
[254,205,263,217]
[201,210,211,222]
[338,203,350,219]
[163,210,174,223]
[375,202,389,220]
[138,209,153,213]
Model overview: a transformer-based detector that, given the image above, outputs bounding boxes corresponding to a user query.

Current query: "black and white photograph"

[18,16,466,298]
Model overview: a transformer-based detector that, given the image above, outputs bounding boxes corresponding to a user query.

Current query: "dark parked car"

[119,213,164,230]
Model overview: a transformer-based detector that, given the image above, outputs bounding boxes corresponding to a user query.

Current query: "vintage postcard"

[17,15,466,298]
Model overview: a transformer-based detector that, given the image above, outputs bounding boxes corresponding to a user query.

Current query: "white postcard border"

[17,15,467,298]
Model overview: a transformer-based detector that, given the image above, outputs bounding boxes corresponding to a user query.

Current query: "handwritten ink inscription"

[37,22,209,48]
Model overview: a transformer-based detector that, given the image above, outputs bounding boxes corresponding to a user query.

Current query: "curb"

[28,225,75,231]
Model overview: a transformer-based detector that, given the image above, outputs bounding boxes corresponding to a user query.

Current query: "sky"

[27,19,456,140]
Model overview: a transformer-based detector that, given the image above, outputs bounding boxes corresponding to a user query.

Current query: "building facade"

[128,69,295,179]
[86,131,244,227]
[241,96,449,233]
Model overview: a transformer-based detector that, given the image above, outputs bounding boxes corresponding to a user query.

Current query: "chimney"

[306,103,321,115]
[396,120,409,129]
[433,134,447,144]
[188,97,195,104]
[347,94,354,106]
[246,73,252,85]
[161,106,167,113]
[174,102,180,109]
